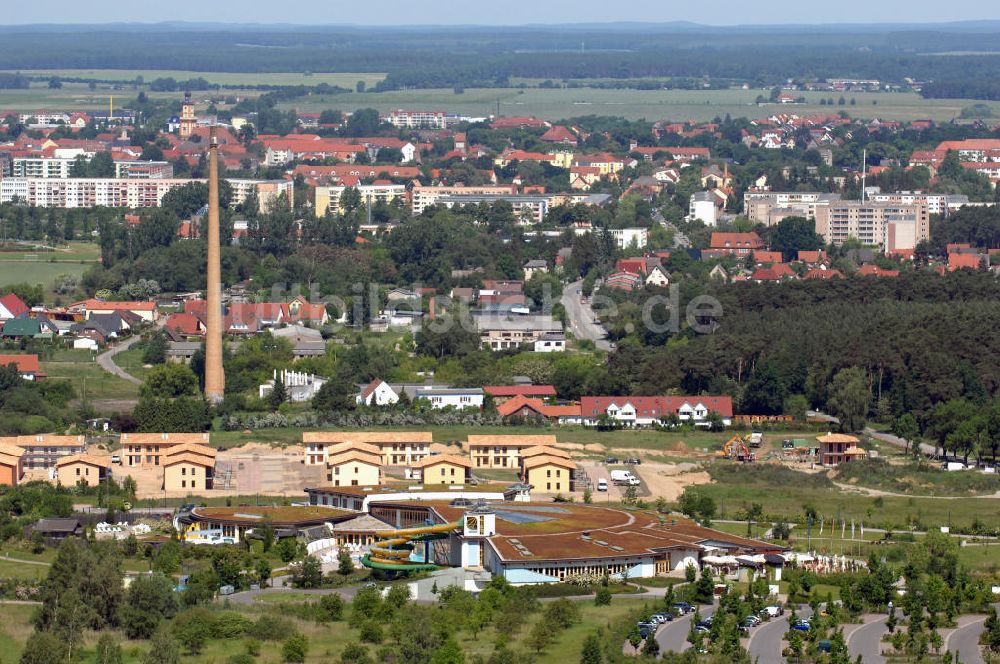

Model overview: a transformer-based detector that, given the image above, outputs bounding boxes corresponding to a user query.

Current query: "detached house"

[580,396,733,427]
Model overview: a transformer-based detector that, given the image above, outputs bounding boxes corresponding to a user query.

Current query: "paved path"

[743,605,812,664]
[0,555,50,567]
[655,601,716,654]
[653,209,689,248]
[96,334,144,385]
[845,614,888,664]
[561,280,611,352]
[944,614,988,664]
[863,427,937,458]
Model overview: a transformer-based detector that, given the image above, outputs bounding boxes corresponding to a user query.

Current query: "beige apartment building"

[467,434,559,469]
[327,450,383,487]
[743,192,841,225]
[412,454,472,484]
[56,454,112,488]
[813,201,929,252]
[0,435,87,470]
[162,444,217,492]
[474,315,563,351]
[302,432,433,467]
[120,433,211,467]
[411,185,516,215]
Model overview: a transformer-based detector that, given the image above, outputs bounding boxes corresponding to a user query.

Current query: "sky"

[5,1,998,26]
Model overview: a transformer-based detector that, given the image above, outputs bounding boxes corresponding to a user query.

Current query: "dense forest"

[2,25,1000,95]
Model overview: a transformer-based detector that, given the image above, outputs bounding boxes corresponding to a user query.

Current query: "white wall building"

[688,192,718,226]
[609,227,649,249]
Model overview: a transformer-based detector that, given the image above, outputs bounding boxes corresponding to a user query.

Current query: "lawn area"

[278,86,999,122]
[0,241,100,297]
[113,346,153,383]
[41,348,139,402]
[0,558,49,580]
[700,463,1000,534]
[0,604,37,662]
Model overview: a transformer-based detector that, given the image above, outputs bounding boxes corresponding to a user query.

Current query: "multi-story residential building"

[688,192,719,226]
[435,194,551,225]
[302,432,433,467]
[579,396,734,427]
[114,160,174,179]
[609,228,649,249]
[383,109,448,129]
[56,455,112,487]
[315,183,406,217]
[473,314,563,350]
[411,185,517,216]
[468,434,560,469]
[119,433,211,467]
[0,435,86,471]
[743,191,841,225]
[813,201,929,252]
[865,192,967,217]
[0,178,292,211]
[12,157,76,179]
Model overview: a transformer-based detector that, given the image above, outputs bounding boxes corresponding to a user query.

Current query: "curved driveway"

[944,614,987,664]
[655,602,716,654]
[845,614,888,664]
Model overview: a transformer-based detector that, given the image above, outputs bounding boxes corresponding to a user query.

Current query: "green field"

[41,349,139,402]
[0,241,100,294]
[5,70,387,88]
[2,76,995,122]
[279,87,998,122]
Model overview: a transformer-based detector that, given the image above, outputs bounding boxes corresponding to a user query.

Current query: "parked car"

[761,605,784,618]
[817,640,832,653]
[597,479,608,492]
[694,624,711,634]
[605,457,620,464]
[624,457,642,465]
[672,602,694,614]
[651,613,673,623]
[791,621,811,632]
[743,615,761,626]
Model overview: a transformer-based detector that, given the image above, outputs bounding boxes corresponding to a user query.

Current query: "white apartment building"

[610,227,649,249]
[411,185,517,216]
[688,192,718,226]
[743,191,841,224]
[383,109,448,130]
[866,191,968,217]
[813,201,929,252]
[315,183,406,217]
[0,178,293,211]
[435,194,551,224]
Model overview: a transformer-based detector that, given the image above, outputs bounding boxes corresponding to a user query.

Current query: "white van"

[597,479,608,492]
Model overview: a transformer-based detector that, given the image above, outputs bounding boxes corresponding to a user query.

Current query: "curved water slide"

[361,521,461,571]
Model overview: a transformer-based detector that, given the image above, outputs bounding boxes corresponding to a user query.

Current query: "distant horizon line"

[2,19,1000,30]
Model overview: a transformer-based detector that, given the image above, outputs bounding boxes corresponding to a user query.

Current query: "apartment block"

[743,191,841,225]
[0,435,86,470]
[383,109,447,129]
[865,192,967,217]
[813,201,929,252]
[411,185,517,216]
[315,183,406,217]
[434,194,550,224]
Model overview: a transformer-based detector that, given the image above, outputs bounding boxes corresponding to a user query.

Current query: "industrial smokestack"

[204,126,225,402]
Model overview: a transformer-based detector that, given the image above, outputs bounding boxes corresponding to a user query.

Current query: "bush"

[282,633,309,663]
[228,655,256,664]
[319,593,345,621]
[252,614,295,641]
[212,611,253,638]
[359,620,383,644]
[173,607,215,655]
[595,587,612,606]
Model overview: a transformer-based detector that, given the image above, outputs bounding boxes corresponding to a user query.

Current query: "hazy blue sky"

[7,1,997,25]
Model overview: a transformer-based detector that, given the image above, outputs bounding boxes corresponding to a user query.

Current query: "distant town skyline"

[5,1,998,26]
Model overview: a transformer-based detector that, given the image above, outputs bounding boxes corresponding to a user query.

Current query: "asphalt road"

[653,209,690,249]
[655,601,717,654]
[96,333,144,385]
[945,614,988,664]
[562,280,612,352]
[845,614,888,664]
[863,427,938,458]
[743,605,813,664]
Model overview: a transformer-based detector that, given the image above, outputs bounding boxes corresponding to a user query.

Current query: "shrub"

[212,611,253,638]
[281,633,309,663]
[252,614,295,641]
[359,620,383,644]
[595,587,612,606]
[319,593,345,621]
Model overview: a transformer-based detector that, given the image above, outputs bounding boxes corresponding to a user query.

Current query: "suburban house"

[483,385,557,406]
[701,232,764,258]
[30,518,84,542]
[533,332,566,352]
[0,293,29,320]
[579,396,734,427]
[521,455,577,493]
[467,434,559,469]
[523,259,549,281]
[0,434,87,470]
[302,432,433,467]
[56,454,112,488]
[74,299,158,322]
[162,444,217,492]
[816,433,867,466]
[414,387,485,410]
[412,454,472,485]
[0,443,25,485]
[496,396,581,422]
[474,315,563,351]
[356,379,400,406]
[326,449,383,487]
[119,432,211,467]
[0,354,43,380]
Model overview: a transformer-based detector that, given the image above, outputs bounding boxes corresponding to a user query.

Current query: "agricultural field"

[280,86,1000,122]
[4,70,387,88]
[40,349,139,403]
[0,241,100,296]
[2,76,996,122]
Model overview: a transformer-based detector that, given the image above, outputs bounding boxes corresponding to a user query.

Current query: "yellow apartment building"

[327,451,383,487]
[120,433,211,467]
[413,454,472,485]
[467,435,559,469]
[303,432,432,467]
[56,454,111,488]
[522,456,576,493]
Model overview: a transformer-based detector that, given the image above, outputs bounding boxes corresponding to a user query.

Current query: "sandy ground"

[632,462,712,501]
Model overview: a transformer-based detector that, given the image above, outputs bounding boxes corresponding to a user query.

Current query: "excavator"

[718,434,755,462]
[361,520,461,572]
